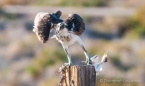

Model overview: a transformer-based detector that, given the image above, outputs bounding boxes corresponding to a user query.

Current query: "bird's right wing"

[33,12,52,43]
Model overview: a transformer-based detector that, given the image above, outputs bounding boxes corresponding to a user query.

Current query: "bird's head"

[55,22,68,34]
[55,10,62,18]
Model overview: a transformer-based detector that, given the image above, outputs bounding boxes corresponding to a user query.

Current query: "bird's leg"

[62,45,73,66]
[77,37,91,65]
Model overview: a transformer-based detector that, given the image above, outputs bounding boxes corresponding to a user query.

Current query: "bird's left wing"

[64,14,85,35]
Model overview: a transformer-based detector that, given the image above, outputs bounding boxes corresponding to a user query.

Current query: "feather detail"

[33,11,63,43]
[64,14,85,35]
[33,12,51,43]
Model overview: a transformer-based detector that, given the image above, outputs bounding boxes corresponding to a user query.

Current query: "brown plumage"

[64,14,85,35]
[33,12,51,43]
[33,11,63,43]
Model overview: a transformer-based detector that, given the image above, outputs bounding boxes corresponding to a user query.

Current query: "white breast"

[56,28,78,46]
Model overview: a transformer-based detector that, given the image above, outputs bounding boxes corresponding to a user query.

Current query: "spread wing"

[33,11,62,43]
[33,12,51,43]
[64,14,85,35]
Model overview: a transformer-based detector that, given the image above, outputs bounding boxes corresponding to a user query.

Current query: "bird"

[33,11,91,65]
[90,51,108,74]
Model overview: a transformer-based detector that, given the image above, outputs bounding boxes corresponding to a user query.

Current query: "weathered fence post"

[59,65,96,86]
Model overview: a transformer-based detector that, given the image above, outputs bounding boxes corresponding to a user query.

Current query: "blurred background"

[0,0,145,86]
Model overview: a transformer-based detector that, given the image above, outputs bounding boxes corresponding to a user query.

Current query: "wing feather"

[64,14,85,35]
[33,12,51,43]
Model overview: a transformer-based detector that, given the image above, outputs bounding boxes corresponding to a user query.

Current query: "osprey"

[33,11,91,65]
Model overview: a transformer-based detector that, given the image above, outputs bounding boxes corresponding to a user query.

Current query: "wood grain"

[60,65,96,86]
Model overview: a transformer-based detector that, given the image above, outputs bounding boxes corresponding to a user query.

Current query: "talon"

[87,61,92,65]
[82,60,92,65]
[88,61,93,64]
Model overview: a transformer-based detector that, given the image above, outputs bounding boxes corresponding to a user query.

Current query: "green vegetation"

[0,9,17,20]
[1,0,110,7]
[110,55,133,72]
[50,0,109,7]
[26,46,67,77]
[127,6,145,38]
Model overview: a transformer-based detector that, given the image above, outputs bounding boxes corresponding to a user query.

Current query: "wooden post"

[59,65,96,86]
